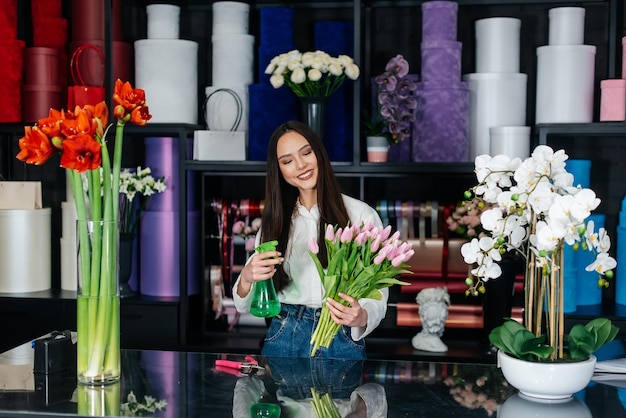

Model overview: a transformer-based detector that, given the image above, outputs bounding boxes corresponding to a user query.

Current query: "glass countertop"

[1,340,626,417]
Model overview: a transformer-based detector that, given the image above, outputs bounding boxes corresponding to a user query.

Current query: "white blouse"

[233,194,389,341]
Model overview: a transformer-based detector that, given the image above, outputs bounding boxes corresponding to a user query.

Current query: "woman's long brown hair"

[261,121,350,292]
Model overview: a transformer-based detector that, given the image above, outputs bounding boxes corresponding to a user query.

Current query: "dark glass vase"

[299,97,327,139]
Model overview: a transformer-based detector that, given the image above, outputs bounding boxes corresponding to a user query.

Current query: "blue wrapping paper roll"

[616,224,626,308]
[576,213,605,307]
[314,21,354,162]
[257,8,295,83]
[566,159,591,188]
[247,84,298,161]
[563,243,578,313]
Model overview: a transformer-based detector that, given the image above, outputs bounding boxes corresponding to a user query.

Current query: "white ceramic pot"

[497,350,596,401]
[499,393,592,418]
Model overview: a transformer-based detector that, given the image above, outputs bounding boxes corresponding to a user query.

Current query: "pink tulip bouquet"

[307,222,413,356]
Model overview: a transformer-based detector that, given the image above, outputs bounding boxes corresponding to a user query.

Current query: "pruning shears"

[215,356,265,376]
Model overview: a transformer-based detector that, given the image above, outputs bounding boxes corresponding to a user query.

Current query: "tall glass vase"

[299,96,327,139]
[76,219,121,385]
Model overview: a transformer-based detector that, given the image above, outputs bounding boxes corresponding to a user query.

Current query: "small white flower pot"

[366,136,389,162]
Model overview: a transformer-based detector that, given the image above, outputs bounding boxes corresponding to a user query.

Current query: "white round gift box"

[146,4,180,39]
[549,7,586,45]
[535,44,596,124]
[0,208,51,293]
[475,17,521,73]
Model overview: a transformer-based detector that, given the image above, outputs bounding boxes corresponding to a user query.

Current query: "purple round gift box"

[421,40,462,82]
[421,0,458,42]
[412,80,469,162]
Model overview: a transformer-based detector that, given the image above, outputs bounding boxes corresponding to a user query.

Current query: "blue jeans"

[261,304,366,359]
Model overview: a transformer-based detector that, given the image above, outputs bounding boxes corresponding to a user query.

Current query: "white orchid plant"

[265,49,360,98]
[461,145,617,361]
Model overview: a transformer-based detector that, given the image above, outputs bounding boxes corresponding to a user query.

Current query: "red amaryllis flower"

[60,133,102,173]
[113,79,151,124]
[16,126,56,165]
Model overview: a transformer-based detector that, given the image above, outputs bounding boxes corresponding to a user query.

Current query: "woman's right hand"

[236,250,283,297]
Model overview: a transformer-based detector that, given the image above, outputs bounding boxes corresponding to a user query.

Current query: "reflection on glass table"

[1,342,626,417]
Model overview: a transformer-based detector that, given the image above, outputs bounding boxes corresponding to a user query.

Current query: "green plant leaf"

[584,318,619,351]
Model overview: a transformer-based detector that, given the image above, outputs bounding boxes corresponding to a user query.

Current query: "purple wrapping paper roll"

[412,81,469,162]
[421,40,462,82]
[139,210,200,297]
[421,0,458,41]
[144,137,196,212]
[140,351,179,418]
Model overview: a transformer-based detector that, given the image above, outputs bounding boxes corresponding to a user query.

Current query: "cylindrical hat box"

[61,200,77,240]
[211,34,255,87]
[475,17,521,73]
[212,1,250,35]
[204,86,249,131]
[463,73,527,159]
[420,40,462,82]
[23,47,60,85]
[31,0,62,18]
[0,39,25,122]
[0,0,17,40]
[565,159,591,189]
[22,84,63,123]
[412,80,469,163]
[32,17,68,49]
[549,7,586,45]
[489,126,530,160]
[622,36,626,80]
[421,0,458,42]
[600,79,626,121]
[0,209,51,293]
[113,41,133,84]
[71,0,104,41]
[535,45,596,124]
[60,236,77,291]
[135,39,198,124]
[147,4,180,39]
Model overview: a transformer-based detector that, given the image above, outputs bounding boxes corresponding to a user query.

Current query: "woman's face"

[276,130,318,193]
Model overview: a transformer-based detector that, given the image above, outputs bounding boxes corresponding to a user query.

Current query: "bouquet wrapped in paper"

[308,222,413,356]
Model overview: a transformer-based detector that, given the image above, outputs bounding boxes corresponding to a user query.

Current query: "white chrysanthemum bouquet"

[265,49,360,98]
[118,166,166,235]
[307,222,412,356]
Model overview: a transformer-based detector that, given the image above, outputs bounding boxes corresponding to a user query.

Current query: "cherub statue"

[412,287,450,352]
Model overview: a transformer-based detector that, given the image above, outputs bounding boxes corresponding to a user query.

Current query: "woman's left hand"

[326,293,368,328]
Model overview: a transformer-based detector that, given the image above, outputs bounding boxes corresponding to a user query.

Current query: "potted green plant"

[461,145,618,401]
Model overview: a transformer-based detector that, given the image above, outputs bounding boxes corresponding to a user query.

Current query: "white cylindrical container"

[60,236,77,291]
[462,73,527,159]
[0,209,51,293]
[61,200,77,239]
[475,17,521,73]
[135,39,198,124]
[490,126,531,160]
[204,86,249,131]
[212,1,250,35]
[211,34,255,87]
[549,7,586,45]
[535,45,596,124]
[146,4,180,39]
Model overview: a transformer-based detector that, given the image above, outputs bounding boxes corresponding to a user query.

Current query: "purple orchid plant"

[373,54,417,144]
